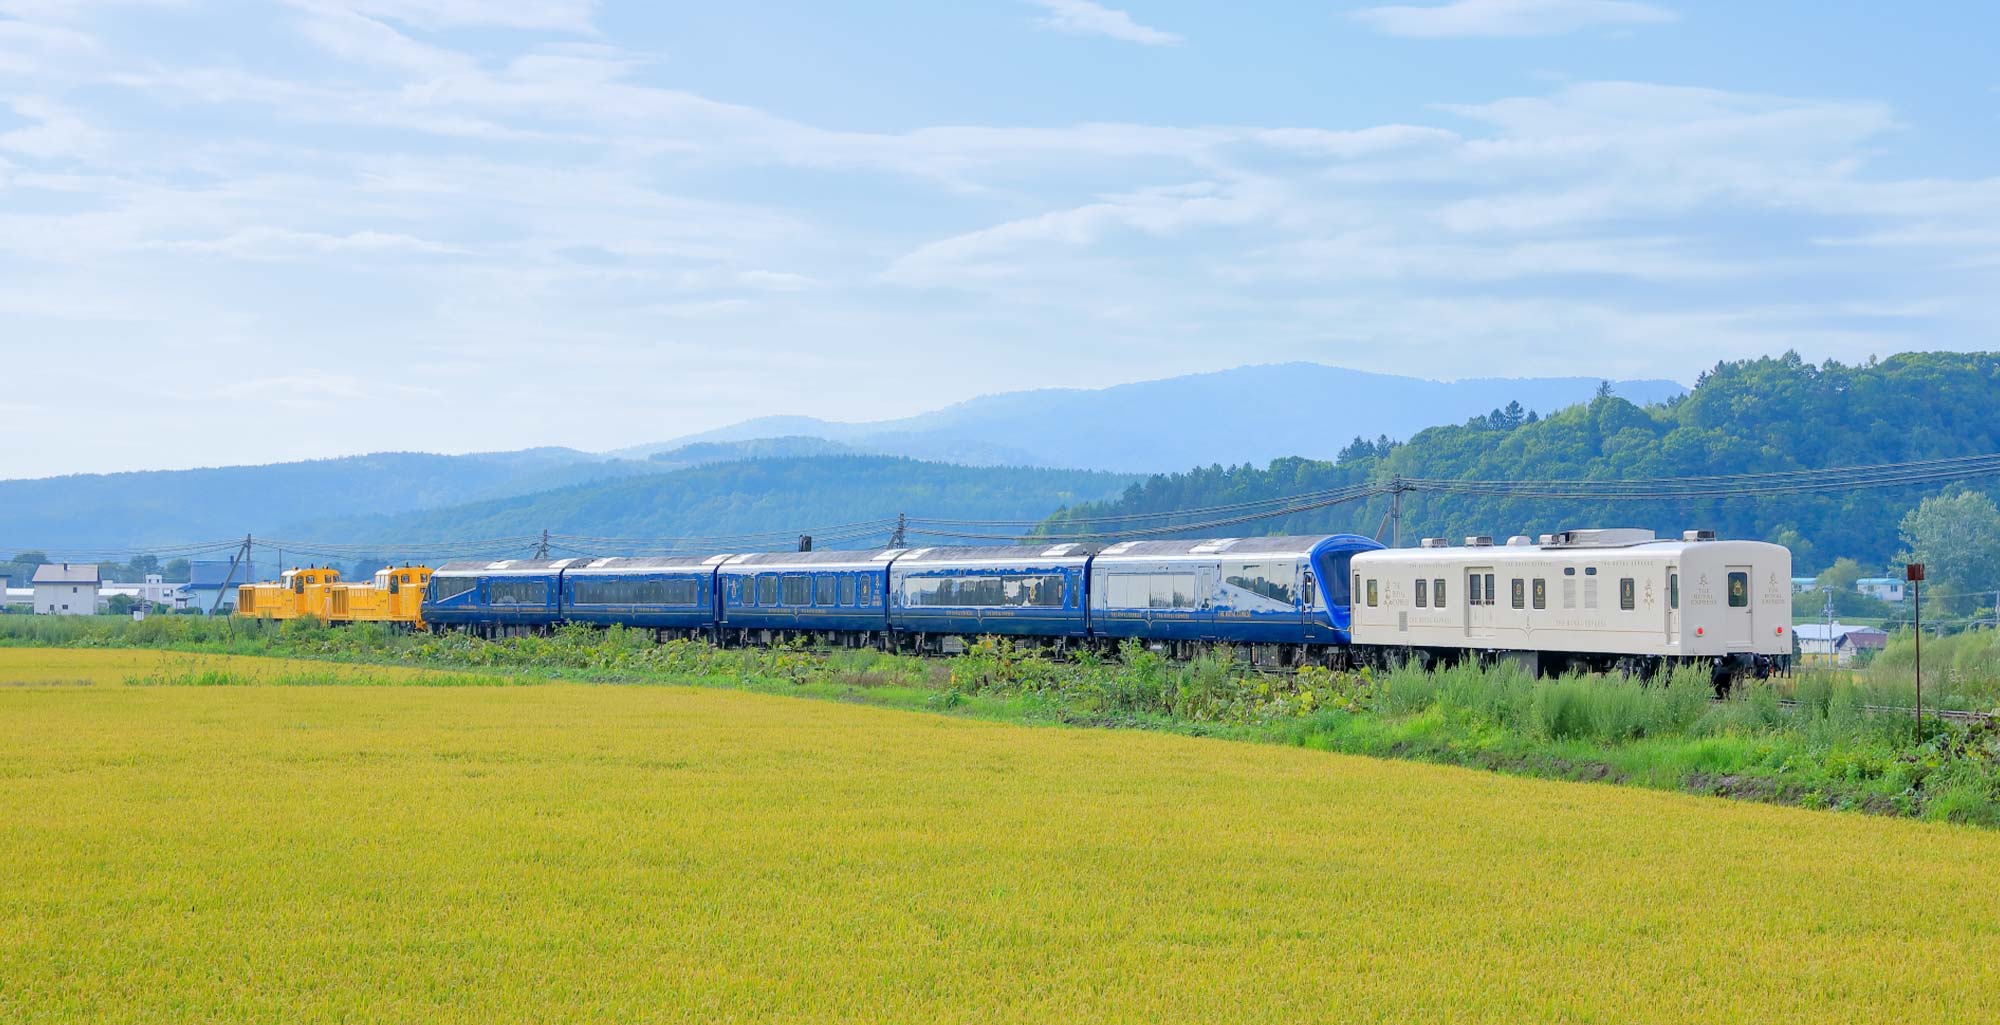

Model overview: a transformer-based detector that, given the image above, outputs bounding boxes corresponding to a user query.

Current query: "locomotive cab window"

[1728,571,1749,608]
[1619,578,1635,611]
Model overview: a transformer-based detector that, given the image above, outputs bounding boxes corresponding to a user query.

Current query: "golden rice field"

[0,645,471,686]
[4,649,2000,1023]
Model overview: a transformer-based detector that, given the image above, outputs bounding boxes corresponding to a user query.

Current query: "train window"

[757,575,778,606]
[1532,578,1546,610]
[488,580,548,606]
[432,576,477,601]
[1414,579,1427,608]
[1728,571,1749,608]
[574,578,700,606]
[1511,578,1525,609]
[815,573,839,606]
[859,577,875,605]
[1353,574,1361,609]
[1669,573,1679,609]
[1366,579,1377,607]
[1467,575,1479,605]
[1148,573,1198,609]
[906,574,1057,607]
[839,576,857,606]
[1433,578,1446,607]
[1302,571,1314,607]
[1485,574,1495,606]
[781,575,810,606]
[1585,567,1597,575]
[1224,562,1294,604]
[1619,578,1635,611]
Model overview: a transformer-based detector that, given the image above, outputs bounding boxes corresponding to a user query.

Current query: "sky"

[1,0,1996,478]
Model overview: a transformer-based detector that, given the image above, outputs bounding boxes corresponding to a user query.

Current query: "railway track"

[1770,697,1992,723]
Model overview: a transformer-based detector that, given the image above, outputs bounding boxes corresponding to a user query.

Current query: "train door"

[1466,566,1495,640]
[1299,566,1316,642]
[1665,565,1679,645]
[1724,565,1753,650]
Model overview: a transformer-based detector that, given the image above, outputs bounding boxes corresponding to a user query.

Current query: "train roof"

[891,543,1100,567]
[562,555,734,575]
[718,548,905,573]
[433,558,585,577]
[1093,534,1366,561]
[1352,537,1787,563]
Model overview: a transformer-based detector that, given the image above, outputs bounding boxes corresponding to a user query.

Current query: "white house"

[32,562,101,615]
[1856,577,1906,603]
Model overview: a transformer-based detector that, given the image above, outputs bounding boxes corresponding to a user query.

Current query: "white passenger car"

[1348,529,1793,678]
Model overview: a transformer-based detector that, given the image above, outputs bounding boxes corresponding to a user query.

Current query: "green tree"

[1897,490,2000,615]
[162,558,191,582]
[1815,557,1864,594]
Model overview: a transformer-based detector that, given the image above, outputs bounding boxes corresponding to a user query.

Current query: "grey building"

[33,563,101,615]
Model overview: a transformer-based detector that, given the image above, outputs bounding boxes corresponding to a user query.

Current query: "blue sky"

[1,0,1995,476]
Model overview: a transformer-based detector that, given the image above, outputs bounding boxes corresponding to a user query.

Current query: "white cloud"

[0,97,106,159]
[1353,0,1676,38]
[303,0,598,33]
[1025,0,1182,46]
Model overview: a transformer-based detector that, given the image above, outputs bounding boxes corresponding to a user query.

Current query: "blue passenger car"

[424,558,570,633]
[888,543,1095,646]
[1087,535,1382,649]
[715,549,899,641]
[561,555,729,636]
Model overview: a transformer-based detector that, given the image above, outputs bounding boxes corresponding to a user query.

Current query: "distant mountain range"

[614,364,1687,472]
[0,363,1685,553]
[297,457,1139,552]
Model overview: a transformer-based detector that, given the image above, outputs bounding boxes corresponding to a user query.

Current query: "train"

[404,527,1792,679]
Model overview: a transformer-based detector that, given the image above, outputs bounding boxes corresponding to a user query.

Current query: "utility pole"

[889,513,907,549]
[1820,585,1836,667]
[209,534,252,616]
[534,529,550,559]
[1389,477,1403,548]
[1907,563,1925,741]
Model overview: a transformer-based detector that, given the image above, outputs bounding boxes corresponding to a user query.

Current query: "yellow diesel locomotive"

[236,565,432,628]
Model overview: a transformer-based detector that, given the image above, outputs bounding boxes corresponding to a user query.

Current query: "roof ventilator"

[1419,537,1451,548]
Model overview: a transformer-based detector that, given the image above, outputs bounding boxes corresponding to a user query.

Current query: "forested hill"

[296,457,1138,550]
[1038,352,2000,572]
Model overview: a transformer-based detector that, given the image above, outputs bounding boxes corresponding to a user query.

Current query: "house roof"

[1856,577,1903,586]
[1793,622,1867,643]
[31,563,99,585]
